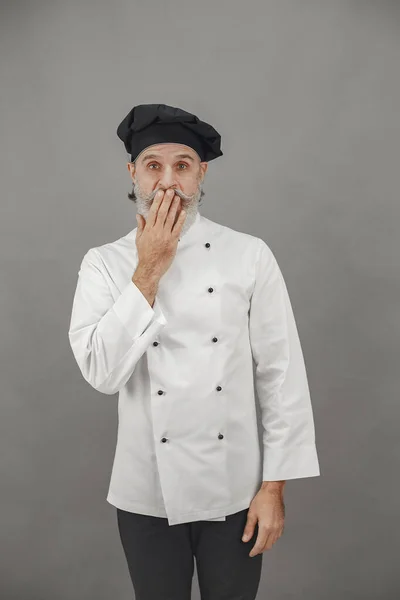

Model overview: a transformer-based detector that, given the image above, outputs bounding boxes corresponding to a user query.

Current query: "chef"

[68,103,320,600]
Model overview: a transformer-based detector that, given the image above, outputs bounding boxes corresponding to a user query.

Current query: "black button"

[216,386,222,391]
[212,337,218,343]
[157,390,164,395]
[153,341,159,346]
[208,287,214,293]
[218,433,224,439]
[161,437,168,443]
[205,242,210,248]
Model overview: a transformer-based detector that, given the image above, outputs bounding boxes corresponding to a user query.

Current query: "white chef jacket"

[68,210,320,526]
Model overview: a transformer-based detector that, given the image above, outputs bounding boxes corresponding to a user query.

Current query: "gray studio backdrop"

[1,1,399,599]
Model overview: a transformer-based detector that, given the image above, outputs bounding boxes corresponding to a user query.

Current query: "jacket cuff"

[112,280,167,341]
[262,444,320,481]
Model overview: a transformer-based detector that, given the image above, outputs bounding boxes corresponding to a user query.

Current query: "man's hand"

[242,486,285,557]
[135,189,186,280]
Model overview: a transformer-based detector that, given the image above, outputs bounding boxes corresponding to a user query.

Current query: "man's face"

[127,143,208,232]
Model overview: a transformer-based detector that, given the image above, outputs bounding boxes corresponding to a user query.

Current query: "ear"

[127,162,136,177]
[200,162,208,177]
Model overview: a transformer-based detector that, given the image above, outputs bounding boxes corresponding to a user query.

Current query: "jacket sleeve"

[249,238,320,481]
[68,247,168,395]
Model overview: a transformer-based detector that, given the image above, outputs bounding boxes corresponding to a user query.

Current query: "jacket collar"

[177,210,204,249]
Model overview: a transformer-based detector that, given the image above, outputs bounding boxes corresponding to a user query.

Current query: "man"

[68,103,320,600]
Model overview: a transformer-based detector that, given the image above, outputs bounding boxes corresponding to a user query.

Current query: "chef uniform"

[68,104,320,600]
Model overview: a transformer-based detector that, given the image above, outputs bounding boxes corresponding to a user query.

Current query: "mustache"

[148,188,191,202]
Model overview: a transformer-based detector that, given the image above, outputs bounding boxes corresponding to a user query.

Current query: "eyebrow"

[140,152,195,163]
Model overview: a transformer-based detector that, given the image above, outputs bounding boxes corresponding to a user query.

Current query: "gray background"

[1,0,399,598]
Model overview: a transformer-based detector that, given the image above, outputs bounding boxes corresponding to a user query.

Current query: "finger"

[265,526,283,550]
[242,516,257,542]
[155,189,175,227]
[171,206,186,236]
[261,531,275,552]
[249,529,268,557]
[145,189,165,228]
[171,208,186,238]
[242,528,254,543]
[165,194,181,230]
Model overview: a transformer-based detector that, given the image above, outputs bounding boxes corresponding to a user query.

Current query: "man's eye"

[148,163,188,169]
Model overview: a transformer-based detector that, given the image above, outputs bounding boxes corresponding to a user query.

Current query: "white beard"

[133,180,204,238]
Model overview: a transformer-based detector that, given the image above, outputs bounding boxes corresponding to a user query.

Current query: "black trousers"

[116,507,263,600]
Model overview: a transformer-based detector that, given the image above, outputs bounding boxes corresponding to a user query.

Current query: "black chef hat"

[116,103,223,163]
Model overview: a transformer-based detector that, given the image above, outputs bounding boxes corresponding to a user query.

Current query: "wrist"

[134,263,160,284]
[261,480,286,493]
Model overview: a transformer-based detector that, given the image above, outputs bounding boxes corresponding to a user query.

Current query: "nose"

[158,167,179,191]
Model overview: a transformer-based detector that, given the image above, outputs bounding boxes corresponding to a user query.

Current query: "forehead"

[137,143,198,163]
